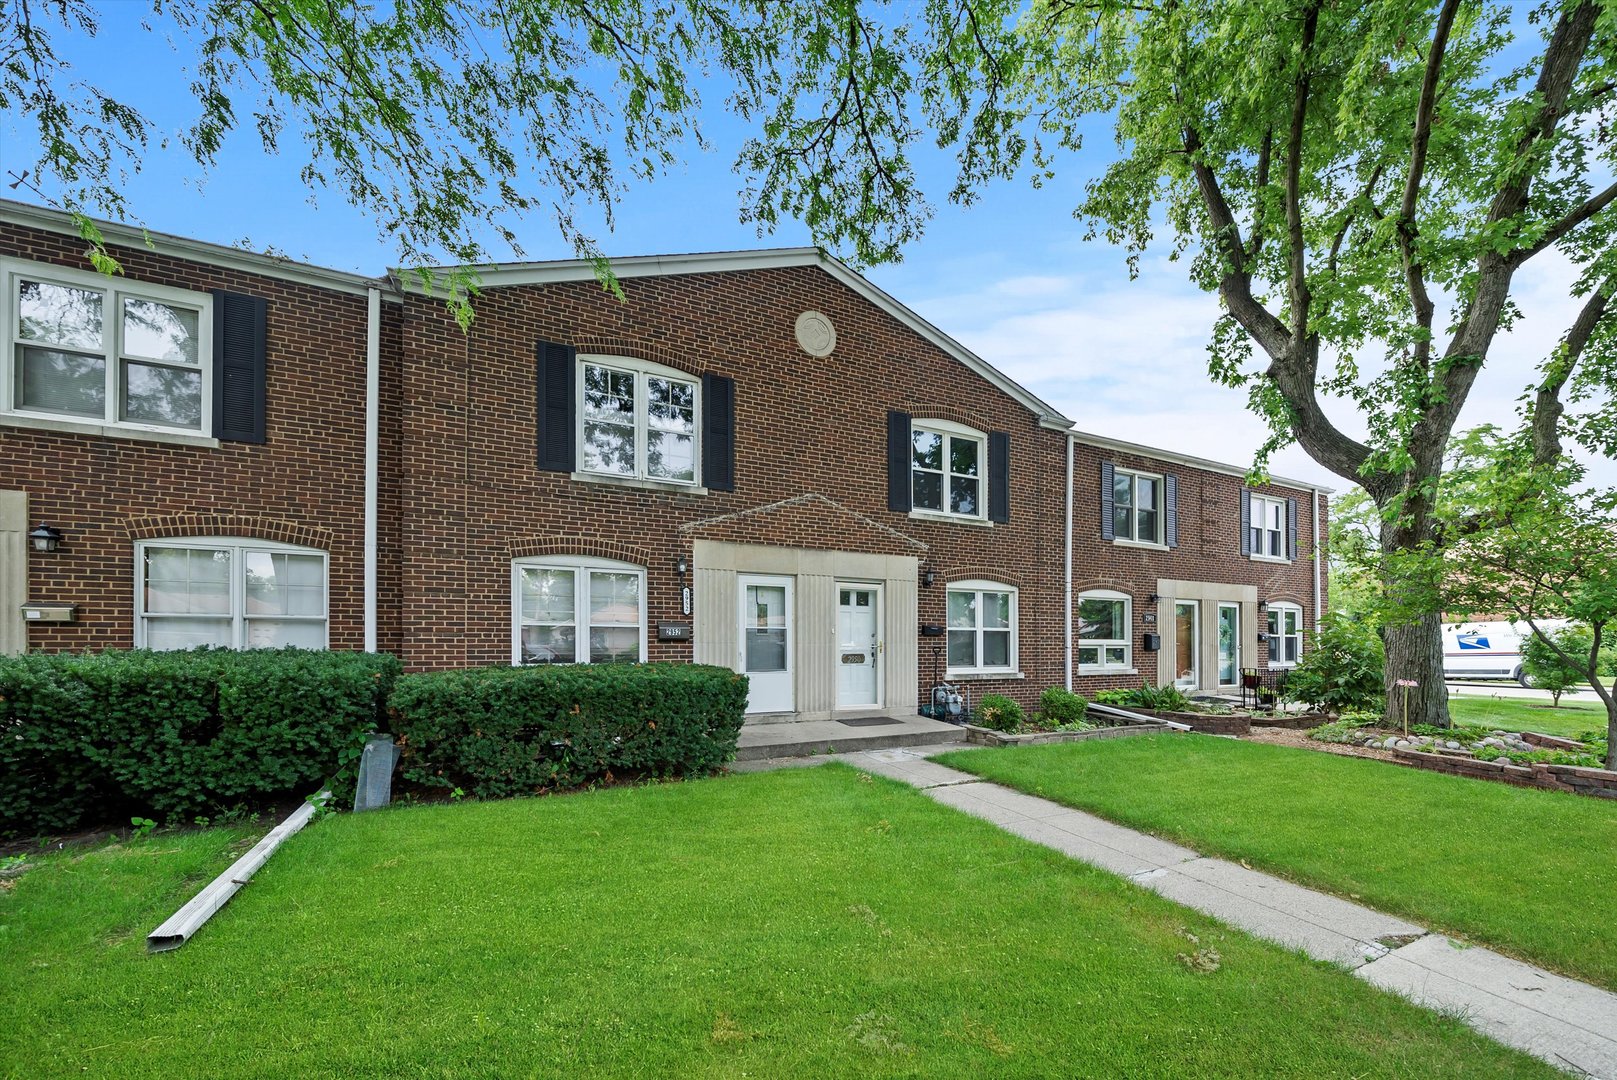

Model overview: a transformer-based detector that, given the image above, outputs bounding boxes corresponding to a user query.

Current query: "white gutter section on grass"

[1065,434,1074,692]
[1087,702,1194,731]
[363,287,380,653]
[147,791,330,953]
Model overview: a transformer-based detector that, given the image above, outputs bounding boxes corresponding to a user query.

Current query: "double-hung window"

[513,556,647,665]
[1111,468,1162,544]
[946,580,1017,673]
[912,421,985,519]
[136,539,328,650]
[579,356,699,485]
[4,258,211,435]
[1267,603,1303,667]
[1078,590,1132,671]
[1250,495,1287,559]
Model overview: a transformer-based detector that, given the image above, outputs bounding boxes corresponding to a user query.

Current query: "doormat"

[835,717,903,728]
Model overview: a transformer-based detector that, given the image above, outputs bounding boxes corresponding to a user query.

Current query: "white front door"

[739,575,793,713]
[836,583,882,709]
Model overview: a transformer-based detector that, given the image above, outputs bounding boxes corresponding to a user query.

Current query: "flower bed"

[1392,746,1617,799]
[964,716,1180,747]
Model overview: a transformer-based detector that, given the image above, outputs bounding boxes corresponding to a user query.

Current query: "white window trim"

[576,354,701,487]
[1250,494,1289,562]
[3,256,214,439]
[511,554,648,666]
[945,578,1018,675]
[1112,467,1164,545]
[1077,589,1133,673]
[911,417,988,522]
[1267,602,1303,669]
[133,536,329,650]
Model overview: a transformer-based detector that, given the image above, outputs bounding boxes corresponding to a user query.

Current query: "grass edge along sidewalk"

[0,766,1548,1078]
[937,733,1617,992]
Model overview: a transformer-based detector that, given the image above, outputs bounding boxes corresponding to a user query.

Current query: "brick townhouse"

[0,198,1327,722]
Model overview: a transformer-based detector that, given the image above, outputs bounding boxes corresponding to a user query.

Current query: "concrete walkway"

[831,745,1617,1078]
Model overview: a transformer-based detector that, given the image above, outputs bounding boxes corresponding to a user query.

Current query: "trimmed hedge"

[0,648,400,837]
[389,663,748,798]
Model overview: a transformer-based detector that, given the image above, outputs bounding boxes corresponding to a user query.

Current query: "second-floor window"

[912,422,985,519]
[1112,468,1162,544]
[578,356,699,485]
[1250,495,1287,559]
[4,259,211,434]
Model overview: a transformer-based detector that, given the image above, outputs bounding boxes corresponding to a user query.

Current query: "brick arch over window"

[905,404,992,432]
[125,513,333,549]
[940,564,1023,589]
[506,536,653,566]
[572,337,701,377]
[1265,590,1307,606]
[1073,577,1140,596]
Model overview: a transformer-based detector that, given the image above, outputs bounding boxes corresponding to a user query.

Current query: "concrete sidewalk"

[834,745,1617,1079]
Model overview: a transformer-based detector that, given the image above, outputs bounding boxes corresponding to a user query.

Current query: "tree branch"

[1511,178,1617,266]
[1530,277,1613,463]
[1282,0,1321,341]
[1396,0,1460,372]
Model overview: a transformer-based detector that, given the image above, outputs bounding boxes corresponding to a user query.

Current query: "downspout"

[363,288,380,653]
[1312,488,1322,631]
[1064,433,1074,691]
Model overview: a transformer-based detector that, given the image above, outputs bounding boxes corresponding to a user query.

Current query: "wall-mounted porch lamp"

[28,524,62,553]
[922,569,936,588]
[674,554,689,580]
[1257,599,1268,613]
[1147,592,1160,604]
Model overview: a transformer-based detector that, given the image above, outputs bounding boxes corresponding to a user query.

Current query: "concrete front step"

[734,715,966,761]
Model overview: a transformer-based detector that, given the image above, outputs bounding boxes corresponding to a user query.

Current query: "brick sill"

[947,670,1024,681]
[570,471,709,497]
[1112,538,1168,552]
[1,413,220,449]
[909,510,993,528]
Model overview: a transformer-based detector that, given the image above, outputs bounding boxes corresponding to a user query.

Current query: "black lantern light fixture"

[922,568,936,588]
[1147,592,1160,604]
[674,554,689,580]
[1257,599,1269,613]
[28,524,62,554]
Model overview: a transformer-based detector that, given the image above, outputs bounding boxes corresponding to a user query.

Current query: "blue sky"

[3,3,1605,491]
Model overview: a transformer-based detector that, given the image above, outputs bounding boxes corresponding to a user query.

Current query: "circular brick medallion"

[794,310,837,358]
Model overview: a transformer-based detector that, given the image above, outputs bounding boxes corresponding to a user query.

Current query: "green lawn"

[1449,694,1610,739]
[937,735,1617,991]
[0,767,1549,1078]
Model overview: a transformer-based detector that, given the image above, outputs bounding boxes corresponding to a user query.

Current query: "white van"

[1442,619,1569,685]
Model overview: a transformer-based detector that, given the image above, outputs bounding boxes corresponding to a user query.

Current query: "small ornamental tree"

[1522,625,1617,706]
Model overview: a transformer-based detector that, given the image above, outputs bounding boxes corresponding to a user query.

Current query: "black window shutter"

[702,373,735,491]
[886,411,912,512]
[987,431,1010,523]
[1240,488,1252,556]
[211,290,267,444]
[1100,461,1115,540]
[535,340,576,472]
[1165,473,1179,548]
[1286,496,1298,561]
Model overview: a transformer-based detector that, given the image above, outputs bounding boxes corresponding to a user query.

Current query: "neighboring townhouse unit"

[1069,432,1328,695]
[0,199,1328,723]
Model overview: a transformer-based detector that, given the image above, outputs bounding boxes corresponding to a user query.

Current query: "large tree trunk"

[1382,612,1451,730]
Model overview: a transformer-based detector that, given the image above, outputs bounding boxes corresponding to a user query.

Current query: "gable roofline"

[1071,428,1335,494]
[0,198,392,299]
[390,248,1074,428]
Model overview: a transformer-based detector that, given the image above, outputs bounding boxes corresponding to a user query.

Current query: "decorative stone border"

[964,719,1179,747]
[1118,709,1253,736]
[1393,747,1617,800]
[1251,712,1332,731]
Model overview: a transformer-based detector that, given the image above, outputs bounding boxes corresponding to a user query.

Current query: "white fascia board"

[1069,428,1335,494]
[1,198,394,299]
[392,248,1074,429]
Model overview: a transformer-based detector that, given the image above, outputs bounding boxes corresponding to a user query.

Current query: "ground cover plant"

[938,735,1617,991]
[0,767,1549,1078]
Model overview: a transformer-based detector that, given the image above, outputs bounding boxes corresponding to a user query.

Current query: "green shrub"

[1284,617,1385,714]
[1094,683,1191,712]
[0,648,400,838]
[972,693,1026,732]
[1039,686,1088,725]
[388,663,747,799]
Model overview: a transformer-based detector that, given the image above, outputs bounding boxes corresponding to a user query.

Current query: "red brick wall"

[396,265,1072,709]
[1070,441,1327,691]
[0,221,396,653]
